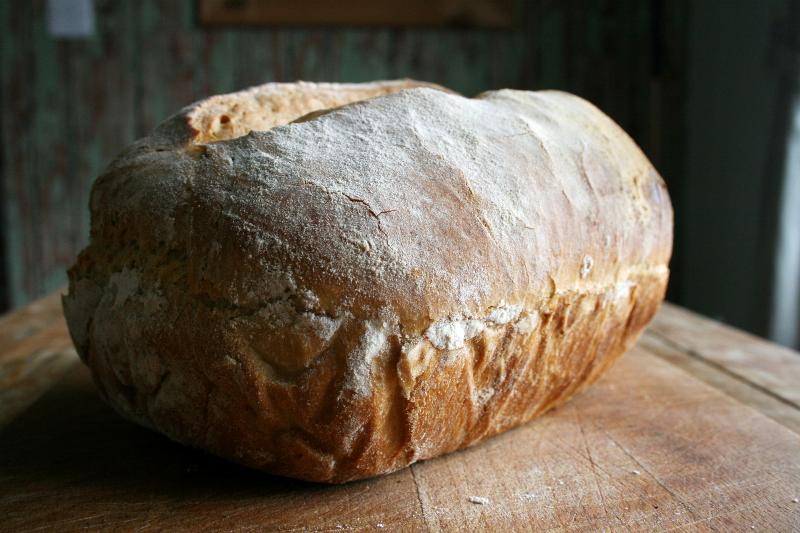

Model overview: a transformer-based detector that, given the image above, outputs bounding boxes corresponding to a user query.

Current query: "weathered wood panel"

[198,0,516,28]
[0,0,687,309]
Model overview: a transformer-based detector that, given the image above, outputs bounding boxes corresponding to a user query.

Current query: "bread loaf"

[64,79,672,483]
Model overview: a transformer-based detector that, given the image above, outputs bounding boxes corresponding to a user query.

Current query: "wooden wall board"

[198,0,516,28]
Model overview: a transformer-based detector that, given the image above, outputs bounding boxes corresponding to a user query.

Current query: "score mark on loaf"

[64,80,672,483]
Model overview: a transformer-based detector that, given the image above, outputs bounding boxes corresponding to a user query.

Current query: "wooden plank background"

[0,0,687,309]
[197,0,517,28]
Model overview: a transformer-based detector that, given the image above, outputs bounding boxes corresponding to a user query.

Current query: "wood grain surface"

[0,0,687,309]
[649,303,800,407]
[0,291,77,427]
[1,295,799,532]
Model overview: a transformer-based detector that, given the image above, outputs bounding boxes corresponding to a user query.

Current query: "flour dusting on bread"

[64,79,672,483]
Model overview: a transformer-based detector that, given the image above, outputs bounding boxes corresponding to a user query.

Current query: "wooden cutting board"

[1,295,799,531]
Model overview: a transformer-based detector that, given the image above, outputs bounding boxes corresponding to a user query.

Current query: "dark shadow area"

[0,366,316,497]
[0,358,558,530]
[0,365,415,529]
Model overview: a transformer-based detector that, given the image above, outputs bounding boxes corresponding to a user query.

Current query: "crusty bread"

[64,79,672,483]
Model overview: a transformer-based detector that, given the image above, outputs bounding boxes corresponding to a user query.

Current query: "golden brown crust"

[186,79,450,144]
[64,80,672,483]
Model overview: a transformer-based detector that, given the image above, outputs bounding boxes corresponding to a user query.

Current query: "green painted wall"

[683,0,793,334]
[1,0,686,309]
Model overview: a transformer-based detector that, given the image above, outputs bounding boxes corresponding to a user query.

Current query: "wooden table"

[1,292,799,532]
